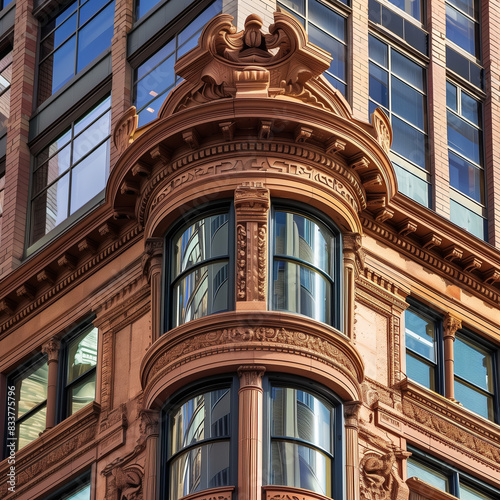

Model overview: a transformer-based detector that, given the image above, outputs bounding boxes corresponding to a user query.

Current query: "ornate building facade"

[0,1,499,499]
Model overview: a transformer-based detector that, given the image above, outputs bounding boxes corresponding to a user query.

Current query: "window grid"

[446,81,486,240]
[38,0,115,105]
[368,35,429,206]
[30,96,111,246]
[445,0,480,59]
[133,0,223,127]
[277,0,348,96]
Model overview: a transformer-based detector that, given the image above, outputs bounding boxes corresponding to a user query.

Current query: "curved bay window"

[169,212,231,328]
[272,210,339,327]
[166,387,234,500]
[267,383,342,499]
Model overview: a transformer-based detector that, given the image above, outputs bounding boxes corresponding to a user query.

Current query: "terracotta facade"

[0,1,499,500]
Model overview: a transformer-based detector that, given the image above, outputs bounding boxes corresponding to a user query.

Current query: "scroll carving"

[114,107,138,155]
[114,466,143,500]
[372,108,392,154]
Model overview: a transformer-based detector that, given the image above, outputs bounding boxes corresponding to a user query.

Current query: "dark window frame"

[262,374,344,500]
[160,375,239,500]
[407,446,500,499]
[164,201,235,332]
[269,201,342,331]
[57,317,98,423]
[43,469,92,500]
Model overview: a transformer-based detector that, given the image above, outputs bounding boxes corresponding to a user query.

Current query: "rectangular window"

[404,305,441,392]
[278,0,348,96]
[446,0,479,58]
[45,471,91,500]
[38,0,115,105]
[30,96,111,246]
[369,35,429,206]
[7,355,48,451]
[133,0,222,127]
[446,81,486,239]
[407,450,500,499]
[0,48,12,143]
[60,324,98,419]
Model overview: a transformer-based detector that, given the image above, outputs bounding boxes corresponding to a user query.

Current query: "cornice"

[0,222,143,339]
[362,204,500,307]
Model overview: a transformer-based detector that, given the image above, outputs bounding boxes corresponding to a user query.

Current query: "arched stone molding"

[139,311,364,409]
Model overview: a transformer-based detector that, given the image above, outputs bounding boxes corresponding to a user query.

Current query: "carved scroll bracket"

[235,183,270,304]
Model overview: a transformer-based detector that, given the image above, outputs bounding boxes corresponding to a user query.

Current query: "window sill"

[0,402,100,491]
[406,477,457,500]
[400,378,500,446]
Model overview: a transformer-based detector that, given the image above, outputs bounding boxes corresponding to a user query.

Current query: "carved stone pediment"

[159,12,351,116]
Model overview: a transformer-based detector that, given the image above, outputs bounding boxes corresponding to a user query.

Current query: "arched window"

[271,208,341,328]
[167,209,233,329]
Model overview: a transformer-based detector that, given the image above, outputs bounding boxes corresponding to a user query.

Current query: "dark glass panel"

[447,111,481,164]
[391,116,426,169]
[407,458,449,491]
[454,336,492,392]
[309,0,345,39]
[446,4,477,56]
[392,51,425,90]
[449,151,483,203]
[391,77,425,129]
[446,82,457,111]
[68,372,96,415]
[406,353,435,390]
[66,327,98,385]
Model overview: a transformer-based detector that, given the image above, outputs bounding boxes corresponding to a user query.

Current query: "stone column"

[143,238,164,343]
[237,365,265,500]
[344,402,361,500]
[343,233,364,338]
[140,409,161,500]
[443,313,462,401]
[234,183,270,312]
[42,338,60,429]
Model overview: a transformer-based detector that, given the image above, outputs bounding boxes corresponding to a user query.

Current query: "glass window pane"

[391,77,425,129]
[70,140,110,214]
[270,441,331,497]
[273,261,332,324]
[446,4,477,56]
[448,0,477,19]
[279,0,306,16]
[369,62,389,108]
[274,212,334,276]
[74,96,111,135]
[17,405,47,450]
[172,262,229,327]
[460,482,494,500]
[72,110,111,164]
[461,91,480,126]
[449,151,484,203]
[47,35,77,94]
[170,389,231,456]
[308,25,345,81]
[32,143,72,196]
[407,457,449,491]
[76,3,114,72]
[67,326,98,384]
[64,482,91,500]
[15,362,48,418]
[387,0,422,21]
[31,173,70,240]
[392,162,429,206]
[391,116,427,169]
[405,309,436,361]
[447,82,458,111]
[406,352,435,389]
[170,441,230,500]
[454,379,493,420]
[369,35,388,67]
[137,91,167,126]
[172,214,229,276]
[68,371,96,415]
[178,0,223,47]
[450,199,485,239]
[309,1,344,39]
[80,0,111,26]
[136,40,174,81]
[454,336,492,392]
[392,51,424,91]
[271,387,332,451]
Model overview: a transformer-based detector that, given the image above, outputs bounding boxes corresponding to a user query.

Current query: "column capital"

[139,409,160,437]
[237,365,266,390]
[142,237,164,280]
[41,338,60,362]
[443,313,462,340]
[234,182,270,222]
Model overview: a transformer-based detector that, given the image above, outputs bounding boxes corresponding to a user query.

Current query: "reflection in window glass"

[446,0,479,57]
[272,211,336,325]
[30,96,111,245]
[0,49,12,140]
[133,1,222,126]
[386,0,422,21]
[454,334,494,421]
[38,0,114,105]
[270,387,334,497]
[278,0,347,96]
[405,307,437,391]
[168,389,232,500]
[170,213,230,328]
[407,457,449,491]
[65,326,98,416]
[9,357,48,451]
